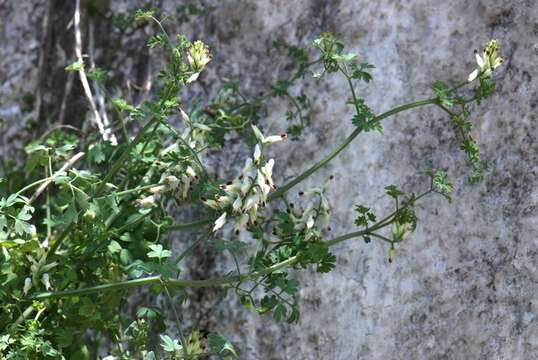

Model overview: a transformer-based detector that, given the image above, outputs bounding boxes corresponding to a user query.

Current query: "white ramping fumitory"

[162,175,179,190]
[253,144,261,164]
[186,166,197,179]
[251,124,287,144]
[290,182,332,240]
[187,40,212,70]
[23,277,32,296]
[186,40,211,83]
[213,212,227,232]
[149,185,167,195]
[203,198,219,209]
[209,125,286,234]
[232,196,243,213]
[261,159,275,189]
[234,213,249,234]
[468,39,504,82]
[41,273,51,291]
[136,195,156,208]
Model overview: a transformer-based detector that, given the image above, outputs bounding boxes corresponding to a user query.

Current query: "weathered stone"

[1,0,537,358]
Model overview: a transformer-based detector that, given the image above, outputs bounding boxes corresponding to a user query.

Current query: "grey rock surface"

[1,0,537,359]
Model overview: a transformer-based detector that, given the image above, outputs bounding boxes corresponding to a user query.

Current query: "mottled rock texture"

[1,0,537,359]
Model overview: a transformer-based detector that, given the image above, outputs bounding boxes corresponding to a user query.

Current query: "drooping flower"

[234,213,249,234]
[41,273,52,291]
[213,212,227,232]
[251,124,287,144]
[23,277,32,296]
[468,39,504,82]
[136,195,157,208]
[207,131,285,233]
[253,144,261,164]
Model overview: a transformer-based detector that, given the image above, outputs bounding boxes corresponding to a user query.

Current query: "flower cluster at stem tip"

[468,39,504,82]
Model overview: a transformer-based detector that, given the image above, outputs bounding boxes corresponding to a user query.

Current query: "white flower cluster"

[186,40,212,83]
[468,39,504,82]
[136,109,210,208]
[209,124,286,234]
[136,166,199,208]
[287,184,331,241]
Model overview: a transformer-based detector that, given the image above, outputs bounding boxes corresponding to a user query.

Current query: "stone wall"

[1,0,537,358]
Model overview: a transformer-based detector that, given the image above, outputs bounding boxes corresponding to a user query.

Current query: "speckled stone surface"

[1,1,537,359]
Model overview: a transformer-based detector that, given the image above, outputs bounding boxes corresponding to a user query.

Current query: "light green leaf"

[208,333,238,358]
[108,240,122,254]
[147,244,172,259]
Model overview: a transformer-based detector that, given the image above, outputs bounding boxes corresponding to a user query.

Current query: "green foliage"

[0,6,504,358]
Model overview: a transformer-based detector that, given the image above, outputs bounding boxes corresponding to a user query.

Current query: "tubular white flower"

[163,175,179,190]
[181,174,191,199]
[261,159,275,188]
[234,213,249,234]
[203,199,220,210]
[263,134,287,144]
[306,214,315,229]
[186,166,197,179]
[23,277,32,295]
[251,123,287,144]
[253,144,261,164]
[149,185,167,194]
[243,192,259,211]
[41,273,51,290]
[221,179,241,195]
[249,205,258,222]
[136,195,156,208]
[257,170,271,199]
[232,196,243,213]
[213,212,227,232]
[251,124,265,144]
[216,195,234,207]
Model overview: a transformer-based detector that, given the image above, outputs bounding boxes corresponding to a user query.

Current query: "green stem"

[32,256,297,299]
[96,183,160,199]
[269,97,438,200]
[163,284,189,358]
[163,97,440,232]
[15,177,51,197]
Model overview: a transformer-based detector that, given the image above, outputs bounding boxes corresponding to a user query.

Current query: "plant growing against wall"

[0,7,504,359]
